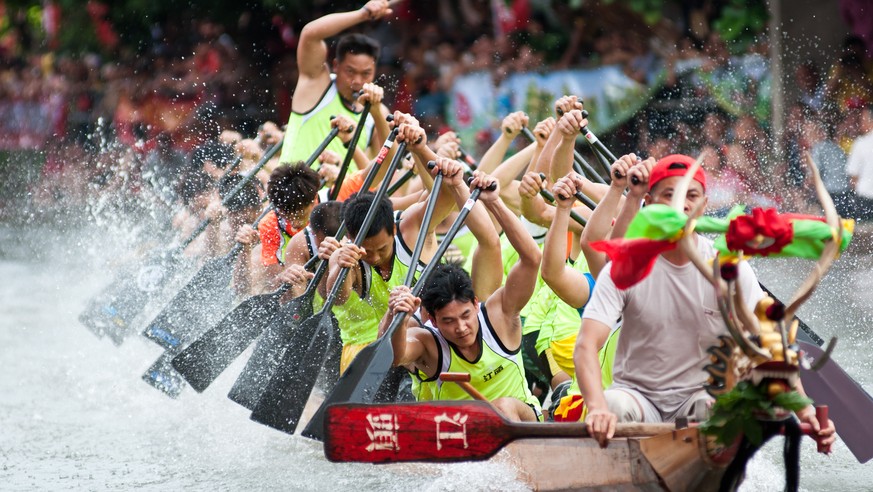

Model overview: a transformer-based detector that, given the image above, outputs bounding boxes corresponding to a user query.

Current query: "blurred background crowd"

[2,0,873,219]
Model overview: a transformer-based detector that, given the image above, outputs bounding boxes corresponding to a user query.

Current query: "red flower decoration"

[726,208,794,256]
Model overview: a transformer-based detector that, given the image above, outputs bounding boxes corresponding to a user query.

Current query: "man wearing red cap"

[574,153,767,446]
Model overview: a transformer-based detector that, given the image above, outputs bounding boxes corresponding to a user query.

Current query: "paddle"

[225,128,401,409]
[301,178,495,441]
[323,400,677,463]
[578,110,618,167]
[537,172,597,214]
[170,255,319,392]
[386,164,415,196]
[537,187,588,227]
[246,139,411,431]
[457,146,478,171]
[798,340,873,463]
[165,123,373,395]
[140,206,273,396]
[79,140,284,343]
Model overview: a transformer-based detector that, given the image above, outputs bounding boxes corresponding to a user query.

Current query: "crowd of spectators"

[2,1,873,219]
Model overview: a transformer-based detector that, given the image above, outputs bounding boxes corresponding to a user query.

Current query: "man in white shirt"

[575,155,836,449]
[846,105,873,219]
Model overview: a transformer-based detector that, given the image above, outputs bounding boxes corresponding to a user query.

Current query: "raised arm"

[475,172,541,317]
[518,171,589,233]
[477,111,528,174]
[579,156,635,278]
[550,109,589,183]
[356,82,391,158]
[609,157,653,240]
[443,163,503,299]
[541,174,593,308]
[296,0,392,79]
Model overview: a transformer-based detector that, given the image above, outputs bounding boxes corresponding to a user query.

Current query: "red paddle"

[324,399,833,464]
[323,401,676,463]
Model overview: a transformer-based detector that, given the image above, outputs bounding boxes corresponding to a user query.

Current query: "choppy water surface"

[1,219,871,491]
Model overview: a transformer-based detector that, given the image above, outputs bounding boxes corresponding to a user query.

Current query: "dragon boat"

[317,153,873,492]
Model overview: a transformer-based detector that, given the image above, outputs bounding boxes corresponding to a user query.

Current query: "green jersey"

[279,75,374,166]
[420,303,541,417]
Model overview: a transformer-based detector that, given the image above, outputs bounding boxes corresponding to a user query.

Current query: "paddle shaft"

[230,129,402,400]
[457,146,478,170]
[386,166,415,196]
[330,101,371,200]
[522,126,604,185]
[404,169,443,285]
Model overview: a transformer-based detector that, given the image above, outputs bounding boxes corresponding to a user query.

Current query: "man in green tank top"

[384,173,544,422]
[325,126,466,373]
[279,1,392,165]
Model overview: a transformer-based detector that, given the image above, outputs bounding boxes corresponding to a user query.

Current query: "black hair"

[342,192,394,239]
[176,168,213,206]
[218,174,260,213]
[192,141,234,169]
[336,33,380,62]
[420,263,476,315]
[268,162,320,214]
[310,200,343,237]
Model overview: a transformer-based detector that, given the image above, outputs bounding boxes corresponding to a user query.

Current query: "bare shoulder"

[291,67,332,113]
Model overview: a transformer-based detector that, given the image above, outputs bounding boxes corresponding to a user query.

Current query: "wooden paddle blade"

[324,401,512,463]
[301,334,396,441]
[249,314,337,433]
[171,291,282,392]
[798,340,873,463]
[141,255,235,350]
[227,294,315,409]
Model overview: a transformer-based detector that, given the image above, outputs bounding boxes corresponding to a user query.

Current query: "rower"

[324,122,463,374]
[234,163,320,295]
[576,154,837,448]
[278,0,392,165]
[384,172,544,422]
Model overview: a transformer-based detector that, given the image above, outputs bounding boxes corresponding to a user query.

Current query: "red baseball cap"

[648,154,706,191]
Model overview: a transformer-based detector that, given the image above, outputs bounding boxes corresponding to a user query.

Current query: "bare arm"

[575,318,612,442]
[325,244,363,305]
[609,158,653,240]
[579,157,635,278]
[549,110,589,183]
[384,285,428,367]
[542,175,593,308]
[478,175,542,316]
[447,170,502,299]
[477,111,528,174]
[296,1,391,79]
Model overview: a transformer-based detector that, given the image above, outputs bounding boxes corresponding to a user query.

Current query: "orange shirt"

[258,210,304,266]
[336,169,367,202]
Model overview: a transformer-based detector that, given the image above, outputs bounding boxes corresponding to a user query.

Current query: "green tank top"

[548,256,595,342]
[436,226,477,272]
[499,232,546,332]
[420,303,541,415]
[279,76,374,166]
[335,214,424,346]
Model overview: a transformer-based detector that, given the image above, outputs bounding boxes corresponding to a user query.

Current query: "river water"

[1,215,871,491]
